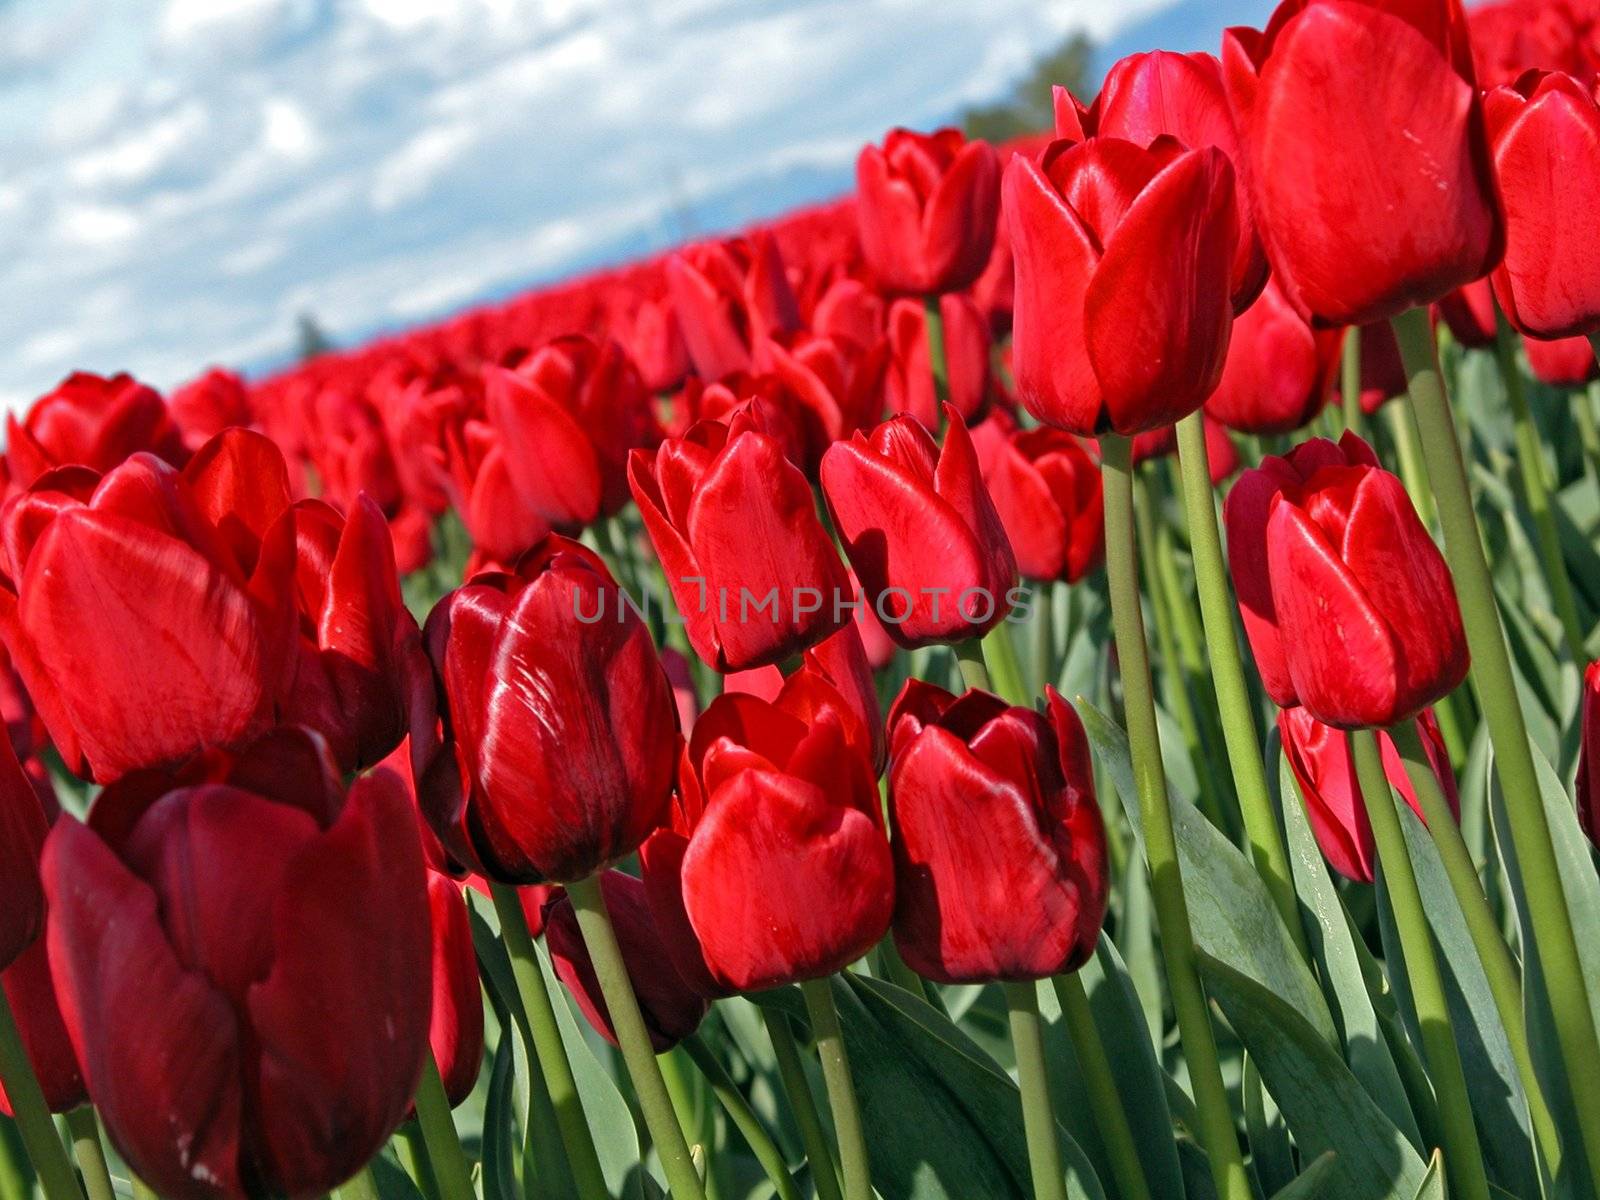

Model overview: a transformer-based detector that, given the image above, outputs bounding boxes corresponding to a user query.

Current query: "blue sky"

[0,0,1270,411]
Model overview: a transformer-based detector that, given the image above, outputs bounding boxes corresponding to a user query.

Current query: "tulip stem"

[954,639,991,692]
[1342,327,1363,437]
[1383,395,1437,532]
[761,1011,845,1200]
[683,1034,804,1200]
[566,875,706,1200]
[1347,729,1490,1200]
[1573,380,1600,492]
[1498,317,1587,663]
[488,881,612,1200]
[1032,582,1056,694]
[412,1052,476,1200]
[336,1165,382,1200]
[61,1110,112,1200]
[1052,974,1152,1200]
[799,979,872,1200]
[0,987,82,1200]
[1394,304,1600,1197]
[1173,412,1310,960]
[1386,720,1562,1174]
[1097,434,1252,1200]
[1003,982,1068,1200]
[924,295,950,412]
[981,622,1031,706]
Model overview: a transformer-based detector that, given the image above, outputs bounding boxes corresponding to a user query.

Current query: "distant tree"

[296,312,333,362]
[961,32,1094,142]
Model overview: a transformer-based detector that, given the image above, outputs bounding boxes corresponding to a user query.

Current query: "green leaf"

[1200,952,1428,1200]
[1268,1152,1338,1200]
[1412,1151,1445,1200]
[1078,700,1337,1046]
[1245,1053,1295,1198]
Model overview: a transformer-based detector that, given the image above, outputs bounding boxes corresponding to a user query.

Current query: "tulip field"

[8,0,1600,1198]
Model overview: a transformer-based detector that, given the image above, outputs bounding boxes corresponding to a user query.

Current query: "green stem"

[412,1052,477,1200]
[1384,393,1437,531]
[762,1011,844,1200]
[61,1111,112,1200]
[0,1117,27,1200]
[1576,377,1600,493]
[1498,318,1587,662]
[1003,982,1067,1200]
[954,639,991,692]
[683,1035,803,1200]
[336,1165,382,1200]
[489,880,611,1200]
[0,987,82,1200]
[1097,434,1252,1200]
[799,980,871,1200]
[1386,720,1562,1175]
[1052,975,1153,1200]
[1342,327,1364,436]
[1174,412,1310,960]
[1032,582,1056,695]
[924,294,950,411]
[566,876,706,1200]
[980,621,1031,707]
[397,1124,442,1200]
[1394,304,1600,1197]
[1347,729,1490,1200]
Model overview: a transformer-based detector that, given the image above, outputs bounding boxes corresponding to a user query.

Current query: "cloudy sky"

[0,0,1269,411]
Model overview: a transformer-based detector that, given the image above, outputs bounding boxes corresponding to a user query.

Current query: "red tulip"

[630,420,850,671]
[438,414,551,567]
[1436,278,1499,348]
[1058,51,1267,308]
[812,277,887,350]
[1004,135,1238,435]
[1280,707,1458,882]
[1358,322,1409,415]
[667,234,801,381]
[886,682,1108,983]
[822,410,1018,648]
[1525,331,1599,384]
[626,298,691,393]
[169,368,254,452]
[1468,0,1600,86]
[885,294,991,428]
[543,871,709,1053]
[421,535,677,882]
[1486,70,1600,338]
[0,732,48,974]
[1578,661,1600,843]
[971,412,1105,584]
[639,681,893,993]
[0,936,86,1117]
[1222,0,1502,325]
[1205,276,1341,434]
[426,871,485,1107]
[856,127,1000,296]
[1123,415,1243,484]
[41,729,432,1200]
[4,373,187,495]
[971,213,1017,334]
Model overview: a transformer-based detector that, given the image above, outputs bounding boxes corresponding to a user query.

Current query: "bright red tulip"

[1280,707,1458,882]
[4,373,187,495]
[667,234,801,381]
[1205,276,1341,434]
[630,420,850,671]
[169,368,253,452]
[822,410,1017,648]
[856,128,1000,296]
[1222,0,1502,325]
[1487,70,1600,338]
[812,277,887,350]
[971,412,1105,584]
[626,298,691,393]
[41,729,432,1200]
[426,871,485,1107]
[543,871,709,1053]
[421,535,677,883]
[1526,331,1599,384]
[1004,136,1238,435]
[885,294,991,428]
[0,936,86,1117]
[886,682,1108,983]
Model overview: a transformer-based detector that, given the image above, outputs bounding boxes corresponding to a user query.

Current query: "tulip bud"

[972,412,1105,584]
[0,937,85,1118]
[426,871,485,1107]
[885,294,991,428]
[422,535,678,883]
[1205,276,1342,435]
[626,298,691,394]
[887,682,1108,983]
[855,128,1000,296]
[1580,661,1600,843]
[1004,136,1238,435]
[543,871,709,1053]
[4,372,187,495]
[169,368,254,452]
[41,729,433,1200]
[812,277,887,350]
[667,234,801,381]
[1222,0,1502,326]
[1281,707,1457,882]
[822,410,1017,648]
[0,733,48,973]
[1436,278,1499,349]
[1487,71,1600,338]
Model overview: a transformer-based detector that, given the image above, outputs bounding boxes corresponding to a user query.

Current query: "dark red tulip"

[1058,51,1267,309]
[421,535,677,883]
[639,681,893,994]
[885,294,991,428]
[543,871,709,1053]
[0,936,86,1117]
[4,373,187,495]
[0,731,48,974]
[169,368,254,451]
[1358,322,1410,415]
[1222,0,1502,326]
[1205,276,1342,434]
[856,127,1000,296]
[426,871,485,1107]
[630,421,850,671]
[1578,661,1600,843]
[1436,277,1499,348]
[1487,70,1600,338]
[667,234,801,381]
[1280,707,1458,882]
[886,682,1108,983]
[1258,437,1468,727]
[1525,331,1599,384]
[971,412,1105,584]
[41,729,432,1200]
[1004,136,1238,435]
[822,410,1017,648]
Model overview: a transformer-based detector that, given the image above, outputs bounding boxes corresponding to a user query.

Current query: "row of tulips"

[7,0,1600,1198]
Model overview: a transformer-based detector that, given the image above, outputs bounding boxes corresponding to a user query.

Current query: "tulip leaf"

[1078,700,1337,1045]
[1245,1053,1295,1198]
[1278,751,1422,1151]
[369,1149,427,1200]
[1412,1152,1445,1200]
[481,1034,525,1200]
[1268,1152,1338,1200]
[1199,952,1428,1200]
